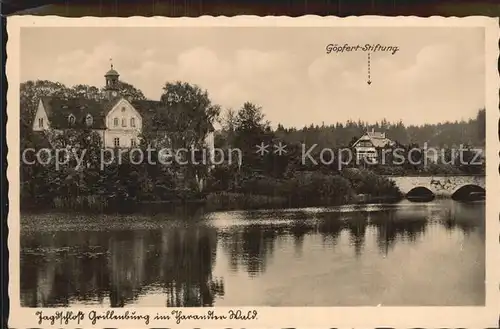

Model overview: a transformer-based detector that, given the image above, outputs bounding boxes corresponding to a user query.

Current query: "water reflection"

[21,200,485,307]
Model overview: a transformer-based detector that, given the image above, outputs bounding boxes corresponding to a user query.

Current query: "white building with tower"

[32,63,215,154]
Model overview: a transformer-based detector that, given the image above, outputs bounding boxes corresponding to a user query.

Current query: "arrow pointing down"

[367,52,372,85]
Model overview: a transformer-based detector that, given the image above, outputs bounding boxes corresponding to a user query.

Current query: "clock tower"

[104,61,120,100]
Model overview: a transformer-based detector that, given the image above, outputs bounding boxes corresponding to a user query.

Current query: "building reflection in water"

[20,200,484,307]
[21,224,224,307]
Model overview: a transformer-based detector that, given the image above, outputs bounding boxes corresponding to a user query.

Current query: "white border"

[6,15,500,328]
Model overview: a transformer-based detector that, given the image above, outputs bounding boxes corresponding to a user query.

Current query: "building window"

[121,107,126,112]
[85,114,93,127]
[122,118,126,127]
[38,118,43,128]
[68,114,76,126]
[130,117,136,127]
[113,137,120,148]
[113,118,118,127]
[131,139,137,147]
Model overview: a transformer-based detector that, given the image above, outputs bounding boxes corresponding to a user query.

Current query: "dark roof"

[131,100,215,132]
[366,133,393,148]
[40,96,120,129]
[130,99,164,117]
[105,69,119,77]
[366,131,385,139]
[131,100,174,132]
[40,96,215,132]
[354,130,394,148]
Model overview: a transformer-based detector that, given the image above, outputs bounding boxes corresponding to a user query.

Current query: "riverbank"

[21,171,485,214]
[21,169,405,213]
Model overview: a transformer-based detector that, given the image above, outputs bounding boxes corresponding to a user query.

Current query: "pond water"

[20,199,485,307]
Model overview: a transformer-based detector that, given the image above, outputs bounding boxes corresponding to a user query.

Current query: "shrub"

[230,171,355,208]
[341,168,402,198]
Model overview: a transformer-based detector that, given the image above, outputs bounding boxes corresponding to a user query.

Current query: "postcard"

[6,15,499,328]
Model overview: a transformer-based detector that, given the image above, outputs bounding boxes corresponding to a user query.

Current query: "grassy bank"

[205,169,403,211]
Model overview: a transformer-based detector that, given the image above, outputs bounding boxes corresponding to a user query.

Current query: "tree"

[476,108,485,145]
[114,81,147,101]
[71,84,103,100]
[454,145,484,174]
[154,81,221,190]
[348,136,359,147]
[218,108,237,148]
[159,81,220,147]
[20,80,70,126]
[234,102,269,135]
[233,102,275,174]
[43,128,103,196]
[402,143,424,172]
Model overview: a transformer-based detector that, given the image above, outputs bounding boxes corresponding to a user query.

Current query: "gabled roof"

[353,130,394,148]
[38,96,215,132]
[366,131,385,139]
[40,96,121,129]
[130,100,164,117]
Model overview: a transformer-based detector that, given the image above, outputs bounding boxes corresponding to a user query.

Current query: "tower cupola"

[104,60,120,99]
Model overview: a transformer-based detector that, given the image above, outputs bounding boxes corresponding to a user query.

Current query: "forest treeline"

[20,80,485,150]
[274,111,485,149]
[19,80,485,212]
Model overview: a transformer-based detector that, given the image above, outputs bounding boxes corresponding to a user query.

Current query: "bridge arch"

[406,186,435,202]
[387,175,485,198]
[451,184,485,201]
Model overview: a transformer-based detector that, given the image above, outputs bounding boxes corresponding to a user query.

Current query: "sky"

[20,26,485,128]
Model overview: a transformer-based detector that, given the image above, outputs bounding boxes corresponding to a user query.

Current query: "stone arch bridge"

[386,175,485,198]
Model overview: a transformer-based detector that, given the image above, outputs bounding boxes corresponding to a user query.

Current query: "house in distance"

[352,129,395,162]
